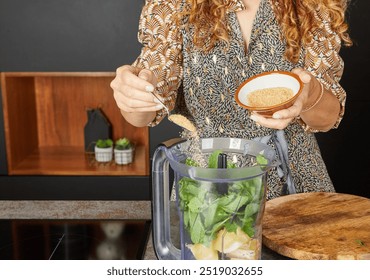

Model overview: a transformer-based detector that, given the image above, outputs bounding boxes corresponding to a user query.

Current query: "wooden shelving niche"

[1,72,149,176]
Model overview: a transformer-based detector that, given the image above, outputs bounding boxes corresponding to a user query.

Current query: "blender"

[151,137,277,260]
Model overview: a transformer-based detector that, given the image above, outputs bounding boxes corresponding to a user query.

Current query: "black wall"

[0,0,143,70]
[0,0,369,198]
[315,0,370,198]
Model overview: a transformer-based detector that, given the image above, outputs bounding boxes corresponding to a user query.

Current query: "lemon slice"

[213,227,251,254]
[187,243,219,260]
[226,243,258,260]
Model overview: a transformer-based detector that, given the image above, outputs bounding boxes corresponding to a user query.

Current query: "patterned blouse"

[132,0,345,199]
[132,0,346,133]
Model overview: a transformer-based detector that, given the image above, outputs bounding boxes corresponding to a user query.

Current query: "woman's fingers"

[113,89,163,111]
[138,69,157,92]
[271,100,303,120]
[110,66,161,112]
[292,68,311,83]
[250,113,295,130]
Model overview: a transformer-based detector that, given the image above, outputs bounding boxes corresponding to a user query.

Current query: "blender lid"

[164,137,277,182]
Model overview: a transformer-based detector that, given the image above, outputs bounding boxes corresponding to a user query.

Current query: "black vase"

[84,108,112,152]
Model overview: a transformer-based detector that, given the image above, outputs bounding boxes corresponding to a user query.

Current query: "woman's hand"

[110,65,163,113]
[110,65,165,127]
[249,68,316,130]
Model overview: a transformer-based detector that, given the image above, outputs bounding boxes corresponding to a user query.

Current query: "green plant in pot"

[114,137,134,165]
[94,138,113,162]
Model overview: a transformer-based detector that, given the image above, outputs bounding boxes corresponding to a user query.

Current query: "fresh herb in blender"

[178,150,267,260]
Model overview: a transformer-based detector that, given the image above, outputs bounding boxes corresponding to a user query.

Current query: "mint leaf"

[191,214,205,244]
[185,158,199,167]
[203,202,218,228]
[241,217,255,238]
[208,150,222,168]
[183,210,190,228]
[219,193,249,214]
[224,220,238,233]
[218,193,237,207]
[244,203,260,218]
[256,154,268,165]
[188,211,198,229]
[209,218,229,238]
[227,161,237,168]
[188,197,203,213]
[179,178,200,200]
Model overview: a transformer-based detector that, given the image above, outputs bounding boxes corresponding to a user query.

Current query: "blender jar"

[152,137,277,260]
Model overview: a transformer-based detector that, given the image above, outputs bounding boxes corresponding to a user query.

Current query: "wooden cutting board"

[262,192,370,260]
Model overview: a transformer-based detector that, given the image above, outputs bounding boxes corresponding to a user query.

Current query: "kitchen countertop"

[0,200,288,260]
[0,200,152,220]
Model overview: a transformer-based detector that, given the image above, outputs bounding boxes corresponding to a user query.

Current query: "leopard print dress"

[174,0,336,200]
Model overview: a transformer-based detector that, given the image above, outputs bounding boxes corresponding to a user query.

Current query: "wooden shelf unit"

[1,72,149,176]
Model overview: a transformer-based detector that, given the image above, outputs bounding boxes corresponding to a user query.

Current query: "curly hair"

[183,0,352,62]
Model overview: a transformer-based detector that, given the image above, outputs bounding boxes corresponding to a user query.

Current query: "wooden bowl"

[235,71,303,117]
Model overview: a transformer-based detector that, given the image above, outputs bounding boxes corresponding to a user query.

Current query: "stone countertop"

[0,200,152,220]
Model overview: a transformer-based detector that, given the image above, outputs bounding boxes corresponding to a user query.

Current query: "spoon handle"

[151,92,170,116]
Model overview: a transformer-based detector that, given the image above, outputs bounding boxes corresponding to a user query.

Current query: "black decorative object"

[84,108,112,152]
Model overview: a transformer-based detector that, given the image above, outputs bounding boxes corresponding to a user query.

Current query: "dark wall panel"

[316,0,370,198]
[0,0,144,71]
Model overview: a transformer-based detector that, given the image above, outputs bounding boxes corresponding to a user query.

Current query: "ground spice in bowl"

[247,87,294,107]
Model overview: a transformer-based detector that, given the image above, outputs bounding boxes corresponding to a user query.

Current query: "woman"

[110,0,352,200]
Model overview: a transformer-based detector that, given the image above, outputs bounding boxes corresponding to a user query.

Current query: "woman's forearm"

[299,86,341,132]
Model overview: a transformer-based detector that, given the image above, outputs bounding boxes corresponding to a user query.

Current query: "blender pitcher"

[152,137,277,260]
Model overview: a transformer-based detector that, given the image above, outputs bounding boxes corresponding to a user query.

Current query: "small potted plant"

[94,138,113,162]
[114,137,134,165]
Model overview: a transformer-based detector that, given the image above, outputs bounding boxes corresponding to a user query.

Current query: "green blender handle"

[151,138,184,260]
